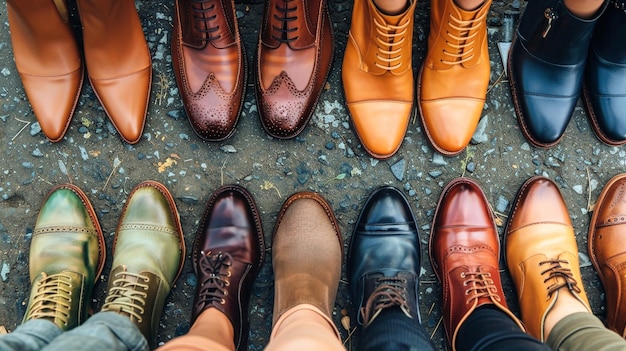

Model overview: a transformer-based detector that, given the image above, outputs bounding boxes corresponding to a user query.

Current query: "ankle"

[454,0,486,11]
[543,290,590,338]
[373,0,409,15]
[563,0,605,18]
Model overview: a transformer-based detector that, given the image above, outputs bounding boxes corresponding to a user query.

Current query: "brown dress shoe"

[272,192,342,324]
[589,173,626,337]
[172,0,247,141]
[506,176,591,341]
[418,0,491,156]
[77,0,151,144]
[255,0,334,139]
[7,0,83,142]
[191,185,265,351]
[429,177,522,350]
[342,0,416,159]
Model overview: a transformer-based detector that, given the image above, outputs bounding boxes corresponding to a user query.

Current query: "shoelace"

[271,0,299,43]
[441,10,487,65]
[540,259,582,297]
[461,270,501,304]
[361,276,411,326]
[191,0,221,42]
[102,270,149,323]
[195,251,232,308]
[25,272,73,326]
[374,18,410,71]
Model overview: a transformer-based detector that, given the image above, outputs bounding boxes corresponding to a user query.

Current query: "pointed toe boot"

[7,0,83,142]
[583,0,626,146]
[101,181,185,348]
[172,0,247,141]
[418,0,492,156]
[24,184,105,330]
[342,0,416,159]
[77,0,152,144]
[508,0,607,148]
[256,0,334,139]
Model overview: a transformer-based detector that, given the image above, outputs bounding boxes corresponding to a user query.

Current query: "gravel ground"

[0,0,620,349]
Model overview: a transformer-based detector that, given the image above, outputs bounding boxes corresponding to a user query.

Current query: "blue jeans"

[0,312,148,351]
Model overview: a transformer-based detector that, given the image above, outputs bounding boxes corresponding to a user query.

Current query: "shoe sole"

[581,83,626,146]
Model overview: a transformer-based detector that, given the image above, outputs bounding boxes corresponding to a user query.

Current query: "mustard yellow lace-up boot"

[418,0,492,156]
[101,181,185,348]
[23,184,105,330]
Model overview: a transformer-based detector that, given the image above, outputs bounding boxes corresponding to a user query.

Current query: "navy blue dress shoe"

[583,0,626,146]
[508,0,607,148]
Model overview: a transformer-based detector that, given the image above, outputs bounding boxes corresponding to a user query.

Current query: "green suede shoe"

[101,180,185,348]
[24,184,106,331]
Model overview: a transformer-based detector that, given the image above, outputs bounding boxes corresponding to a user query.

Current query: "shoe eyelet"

[224,291,228,296]
[220,299,226,305]
[460,272,466,278]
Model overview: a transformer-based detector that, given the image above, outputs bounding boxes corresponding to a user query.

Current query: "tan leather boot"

[271,192,342,324]
[418,0,492,156]
[342,0,416,159]
[24,184,105,330]
[7,0,83,142]
[77,0,152,144]
[101,181,185,348]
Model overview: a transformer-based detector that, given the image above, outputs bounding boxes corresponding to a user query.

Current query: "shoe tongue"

[379,11,405,26]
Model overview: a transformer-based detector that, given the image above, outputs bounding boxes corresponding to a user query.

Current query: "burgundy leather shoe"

[255,0,334,138]
[172,0,247,141]
[429,178,522,350]
[589,173,626,337]
[191,185,265,351]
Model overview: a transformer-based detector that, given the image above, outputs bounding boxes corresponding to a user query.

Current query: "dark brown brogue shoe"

[430,178,523,350]
[589,173,626,337]
[255,0,334,138]
[191,185,265,351]
[172,0,247,141]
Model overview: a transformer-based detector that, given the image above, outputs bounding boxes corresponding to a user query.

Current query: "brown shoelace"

[194,251,232,309]
[102,270,149,323]
[460,270,501,304]
[361,276,411,327]
[540,259,582,298]
[25,272,73,326]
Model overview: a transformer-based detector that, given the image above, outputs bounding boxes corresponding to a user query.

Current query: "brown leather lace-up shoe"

[505,176,590,341]
[101,181,185,348]
[430,178,523,350]
[24,184,105,330]
[342,0,416,159]
[172,0,247,141]
[272,192,342,324]
[7,0,83,142]
[77,0,152,144]
[191,185,265,351]
[256,0,334,138]
[418,0,491,156]
[589,173,626,337]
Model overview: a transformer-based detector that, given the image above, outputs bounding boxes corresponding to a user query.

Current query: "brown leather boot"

[172,0,247,141]
[256,0,334,138]
[430,178,523,350]
[7,0,83,142]
[418,0,492,156]
[342,0,416,159]
[77,0,152,144]
[271,192,342,324]
[191,185,265,351]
